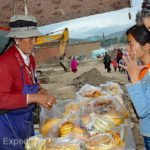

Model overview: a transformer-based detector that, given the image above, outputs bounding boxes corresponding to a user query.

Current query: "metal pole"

[13,0,16,15]
[24,0,28,15]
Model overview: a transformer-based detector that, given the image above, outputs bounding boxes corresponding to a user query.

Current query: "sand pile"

[72,68,113,90]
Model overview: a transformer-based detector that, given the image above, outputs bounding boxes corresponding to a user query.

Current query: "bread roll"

[92,91,102,98]
[72,125,89,141]
[86,131,123,150]
[41,119,61,137]
[65,103,80,113]
[93,118,115,132]
[72,126,85,135]
[81,116,90,125]
[94,99,116,110]
[101,112,124,126]
[60,122,73,137]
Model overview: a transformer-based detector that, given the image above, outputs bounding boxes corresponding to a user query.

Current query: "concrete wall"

[106,43,127,50]
[66,41,100,57]
[34,41,101,65]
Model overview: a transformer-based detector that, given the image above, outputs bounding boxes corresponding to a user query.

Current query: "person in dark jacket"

[116,49,123,72]
[103,52,111,72]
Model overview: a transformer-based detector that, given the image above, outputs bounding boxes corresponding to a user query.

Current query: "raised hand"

[119,52,147,83]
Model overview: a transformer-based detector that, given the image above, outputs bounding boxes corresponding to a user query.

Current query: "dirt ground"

[37,59,127,99]
[36,58,145,150]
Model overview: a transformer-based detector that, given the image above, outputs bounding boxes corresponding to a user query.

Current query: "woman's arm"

[0,64,28,110]
[126,80,150,118]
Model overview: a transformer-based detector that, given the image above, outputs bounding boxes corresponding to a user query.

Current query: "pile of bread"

[25,82,132,150]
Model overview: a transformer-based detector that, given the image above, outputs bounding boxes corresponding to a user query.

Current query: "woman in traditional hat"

[0,15,56,150]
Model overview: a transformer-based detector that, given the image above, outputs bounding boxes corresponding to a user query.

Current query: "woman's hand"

[38,86,48,95]
[28,94,56,110]
[119,52,147,83]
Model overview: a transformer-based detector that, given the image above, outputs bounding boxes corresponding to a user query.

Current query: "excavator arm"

[36,28,69,58]
[59,28,69,58]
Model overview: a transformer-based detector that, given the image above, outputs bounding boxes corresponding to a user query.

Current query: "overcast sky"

[38,0,143,39]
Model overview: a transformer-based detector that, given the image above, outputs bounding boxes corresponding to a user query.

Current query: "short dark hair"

[126,25,150,46]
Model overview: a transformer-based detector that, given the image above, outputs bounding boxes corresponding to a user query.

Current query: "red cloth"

[71,59,77,72]
[0,27,10,31]
[112,60,117,67]
[0,45,36,110]
[71,68,77,72]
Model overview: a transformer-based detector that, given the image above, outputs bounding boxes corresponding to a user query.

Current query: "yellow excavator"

[36,28,69,58]
[36,28,69,71]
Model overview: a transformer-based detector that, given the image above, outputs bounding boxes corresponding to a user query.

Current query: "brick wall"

[34,46,60,65]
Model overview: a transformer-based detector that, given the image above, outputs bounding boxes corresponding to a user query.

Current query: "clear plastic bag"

[64,101,81,114]
[49,112,78,144]
[63,99,90,117]
[86,95,129,119]
[113,95,124,105]
[82,95,123,115]
[85,131,124,150]
[77,96,128,135]
[118,124,136,150]
[40,105,63,137]
[76,84,103,99]
[49,111,90,145]
[25,135,51,150]
[47,142,81,150]
[38,82,133,149]
[100,81,124,96]
[56,99,74,113]
[84,110,124,136]
[85,124,136,150]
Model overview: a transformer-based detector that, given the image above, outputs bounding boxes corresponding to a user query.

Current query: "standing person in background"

[112,58,117,72]
[67,56,72,72]
[119,58,126,74]
[0,15,56,150]
[103,52,107,69]
[71,57,77,73]
[120,25,150,150]
[116,49,123,72]
[103,52,111,72]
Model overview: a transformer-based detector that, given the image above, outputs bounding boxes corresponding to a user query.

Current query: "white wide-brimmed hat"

[7,15,43,38]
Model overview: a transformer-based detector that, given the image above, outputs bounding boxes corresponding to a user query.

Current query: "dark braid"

[0,38,14,55]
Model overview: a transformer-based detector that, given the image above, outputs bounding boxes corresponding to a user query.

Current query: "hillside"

[68,28,127,45]
[0,28,127,49]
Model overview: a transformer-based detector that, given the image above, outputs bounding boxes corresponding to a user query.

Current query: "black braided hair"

[0,38,14,55]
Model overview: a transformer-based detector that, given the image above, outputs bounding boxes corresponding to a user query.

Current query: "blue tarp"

[91,48,107,59]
